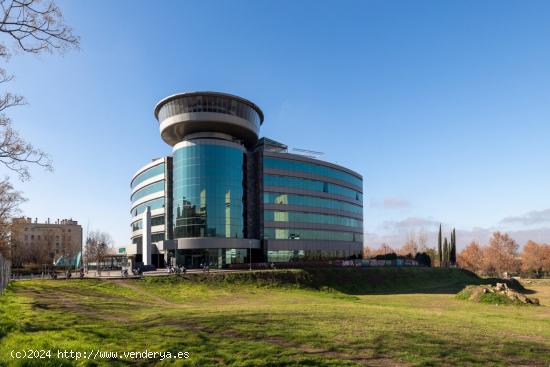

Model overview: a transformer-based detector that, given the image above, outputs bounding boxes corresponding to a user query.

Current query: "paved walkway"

[11,268,252,280]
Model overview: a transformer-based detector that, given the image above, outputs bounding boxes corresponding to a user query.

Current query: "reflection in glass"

[264,210,362,228]
[264,175,363,201]
[131,216,165,232]
[173,143,245,239]
[264,228,362,242]
[264,157,362,188]
[263,192,362,214]
[131,163,165,189]
[131,180,165,202]
[131,197,165,217]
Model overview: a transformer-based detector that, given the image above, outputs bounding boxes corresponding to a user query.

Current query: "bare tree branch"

[0,114,52,181]
[0,177,25,258]
[84,230,112,275]
[0,0,78,180]
[0,0,79,55]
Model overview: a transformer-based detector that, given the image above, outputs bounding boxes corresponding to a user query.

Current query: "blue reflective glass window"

[131,220,142,232]
[173,143,245,239]
[131,180,165,202]
[263,192,362,214]
[264,210,362,229]
[264,175,362,201]
[264,157,362,188]
[131,216,164,232]
[131,197,165,217]
[263,228,362,242]
[131,163,165,189]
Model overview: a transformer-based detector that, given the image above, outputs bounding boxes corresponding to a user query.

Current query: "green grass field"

[0,268,549,366]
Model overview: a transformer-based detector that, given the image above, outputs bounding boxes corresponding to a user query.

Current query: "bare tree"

[0,112,52,181]
[372,243,394,257]
[0,177,24,258]
[0,0,79,180]
[399,230,418,256]
[363,246,372,259]
[85,230,112,276]
[418,228,428,252]
[0,0,79,53]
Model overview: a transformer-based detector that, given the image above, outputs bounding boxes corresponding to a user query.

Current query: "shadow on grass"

[142,267,536,296]
[295,268,534,296]
[302,267,477,295]
[141,310,550,366]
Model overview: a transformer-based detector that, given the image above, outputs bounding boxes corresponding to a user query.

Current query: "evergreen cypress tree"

[438,224,442,266]
[443,237,449,268]
[450,228,457,266]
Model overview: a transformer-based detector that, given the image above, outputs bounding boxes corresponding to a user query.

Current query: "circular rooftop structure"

[154,91,264,147]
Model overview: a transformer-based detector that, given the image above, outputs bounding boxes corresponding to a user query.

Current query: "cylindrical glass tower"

[153,92,264,268]
[172,140,245,239]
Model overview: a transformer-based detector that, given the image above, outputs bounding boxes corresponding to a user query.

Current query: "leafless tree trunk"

[0,252,10,293]
[85,230,112,276]
[400,231,418,256]
[418,228,428,252]
[0,178,24,259]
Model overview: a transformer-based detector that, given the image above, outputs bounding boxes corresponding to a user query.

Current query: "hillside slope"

[144,267,497,295]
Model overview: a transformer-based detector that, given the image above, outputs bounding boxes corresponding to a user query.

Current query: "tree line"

[458,232,550,277]
[365,227,549,277]
[364,225,457,268]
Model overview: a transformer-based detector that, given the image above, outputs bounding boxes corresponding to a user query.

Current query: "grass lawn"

[0,268,549,366]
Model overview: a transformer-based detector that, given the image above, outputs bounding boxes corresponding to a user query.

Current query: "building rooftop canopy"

[154,91,264,123]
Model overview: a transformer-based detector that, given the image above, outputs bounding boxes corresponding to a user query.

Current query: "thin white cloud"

[383,197,410,209]
[381,216,439,231]
[500,208,550,226]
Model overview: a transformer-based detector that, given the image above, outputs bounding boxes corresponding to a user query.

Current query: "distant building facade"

[11,217,83,266]
[127,92,363,268]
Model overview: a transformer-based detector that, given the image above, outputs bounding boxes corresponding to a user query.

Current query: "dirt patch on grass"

[108,279,178,307]
[139,315,412,366]
[16,282,136,322]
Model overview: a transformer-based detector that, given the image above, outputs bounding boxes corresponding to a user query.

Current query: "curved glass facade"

[131,163,165,189]
[157,95,261,128]
[264,157,362,188]
[263,192,363,214]
[262,153,363,255]
[264,228,362,242]
[131,216,165,232]
[131,197,165,217]
[264,174,362,202]
[173,143,245,238]
[264,210,362,229]
[131,180,165,202]
[267,249,353,262]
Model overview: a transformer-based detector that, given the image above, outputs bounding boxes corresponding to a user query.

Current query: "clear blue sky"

[6,0,550,249]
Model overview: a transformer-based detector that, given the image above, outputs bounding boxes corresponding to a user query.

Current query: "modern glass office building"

[127,92,363,268]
